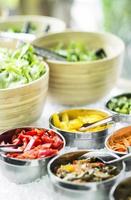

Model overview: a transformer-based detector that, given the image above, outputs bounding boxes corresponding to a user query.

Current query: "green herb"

[0,44,46,89]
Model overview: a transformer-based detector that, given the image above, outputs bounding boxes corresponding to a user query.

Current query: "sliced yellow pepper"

[61,112,69,122]
[61,164,75,172]
[52,113,61,128]
[68,118,83,130]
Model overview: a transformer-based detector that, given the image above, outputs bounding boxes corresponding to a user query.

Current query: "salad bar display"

[0,15,130,200]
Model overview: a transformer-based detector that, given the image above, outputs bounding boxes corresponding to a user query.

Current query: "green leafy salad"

[6,23,37,34]
[0,44,46,89]
[53,42,107,62]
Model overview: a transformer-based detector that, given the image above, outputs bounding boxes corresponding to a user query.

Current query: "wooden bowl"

[0,15,65,37]
[33,31,125,106]
[0,37,49,131]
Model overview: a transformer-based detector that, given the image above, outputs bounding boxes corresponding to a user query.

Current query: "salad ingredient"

[53,42,107,62]
[56,158,118,183]
[106,126,131,153]
[0,44,46,89]
[107,95,131,114]
[1,128,64,159]
[52,109,109,132]
[6,22,37,34]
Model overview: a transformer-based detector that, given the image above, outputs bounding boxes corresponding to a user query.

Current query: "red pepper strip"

[6,153,20,158]
[18,133,32,141]
[35,143,52,150]
[35,129,46,137]
[51,135,63,149]
[33,136,42,147]
[38,149,58,158]
[24,130,37,136]
[41,135,54,144]
[47,130,55,137]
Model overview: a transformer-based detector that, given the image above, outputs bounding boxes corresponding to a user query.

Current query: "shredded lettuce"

[0,44,46,89]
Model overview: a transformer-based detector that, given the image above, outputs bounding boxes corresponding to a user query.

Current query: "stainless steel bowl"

[105,93,131,123]
[0,127,65,184]
[49,108,114,149]
[110,176,131,200]
[105,127,131,171]
[48,150,125,200]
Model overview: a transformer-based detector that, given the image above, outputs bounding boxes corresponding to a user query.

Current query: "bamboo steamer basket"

[32,31,125,106]
[0,37,49,131]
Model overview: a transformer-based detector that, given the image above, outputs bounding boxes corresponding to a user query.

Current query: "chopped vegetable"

[52,42,107,62]
[52,109,109,133]
[107,126,131,153]
[6,22,37,34]
[0,44,46,89]
[55,158,118,183]
[107,95,131,115]
[2,128,64,160]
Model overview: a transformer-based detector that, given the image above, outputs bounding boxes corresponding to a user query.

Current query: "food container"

[110,176,131,200]
[105,126,131,171]
[105,93,131,123]
[32,31,125,105]
[0,36,49,131]
[48,150,125,200]
[49,108,114,149]
[0,15,65,37]
[0,127,65,184]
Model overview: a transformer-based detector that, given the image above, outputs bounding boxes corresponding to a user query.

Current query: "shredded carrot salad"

[107,126,131,153]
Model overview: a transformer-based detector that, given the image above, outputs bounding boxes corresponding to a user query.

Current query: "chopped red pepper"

[3,128,64,160]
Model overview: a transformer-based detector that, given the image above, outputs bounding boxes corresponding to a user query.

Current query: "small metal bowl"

[0,127,65,184]
[105,126,131,171]
[110,176,131,200]
[48,150,125,200]
[49,108,114,149]
[105,93,131,123]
